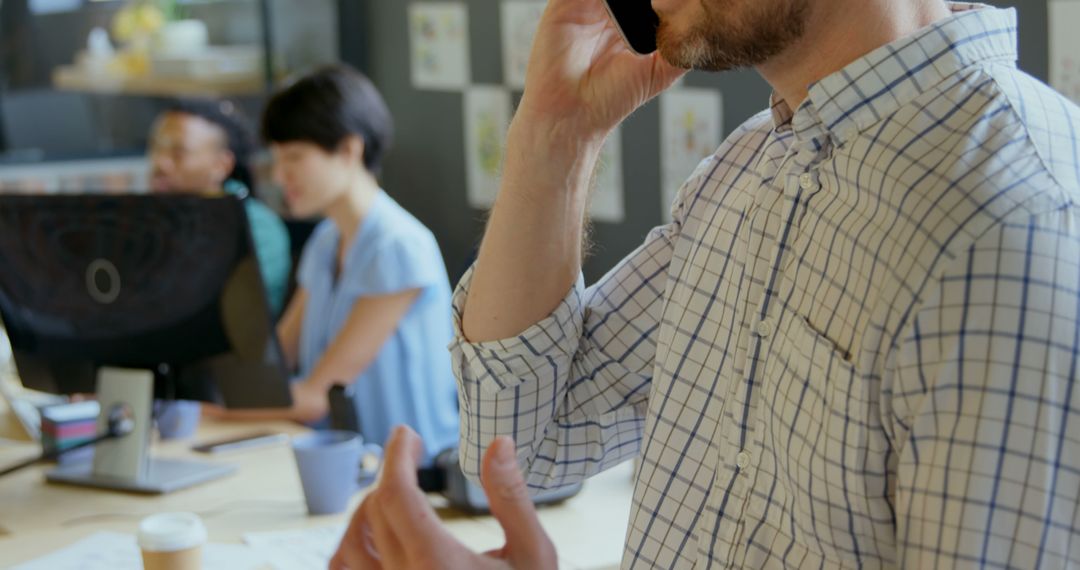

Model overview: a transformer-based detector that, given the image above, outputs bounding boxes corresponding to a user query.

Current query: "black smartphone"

[328,384,360,432]
[602,0,660,55]
[191,431,288,454]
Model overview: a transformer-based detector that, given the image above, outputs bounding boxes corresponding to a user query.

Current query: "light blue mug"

[154,399,201,440]
[291,430,382,515]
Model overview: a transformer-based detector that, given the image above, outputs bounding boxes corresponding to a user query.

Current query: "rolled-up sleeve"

[450,230,669,490]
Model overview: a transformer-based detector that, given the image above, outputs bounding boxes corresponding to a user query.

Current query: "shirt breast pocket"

[761,312,858,431]
[757,312,894,564]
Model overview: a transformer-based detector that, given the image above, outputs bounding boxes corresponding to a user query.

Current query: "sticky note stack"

[40,400,101,464]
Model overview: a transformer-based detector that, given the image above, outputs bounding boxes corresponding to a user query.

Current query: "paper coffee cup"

[137,512,206,570]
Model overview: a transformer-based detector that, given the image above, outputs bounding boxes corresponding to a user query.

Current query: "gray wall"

[358,1,1051,285]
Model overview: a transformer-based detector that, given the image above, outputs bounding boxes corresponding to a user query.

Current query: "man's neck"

[758,0,953,111]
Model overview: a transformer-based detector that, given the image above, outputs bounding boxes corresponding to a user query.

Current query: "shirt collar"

[770,3,1018,144]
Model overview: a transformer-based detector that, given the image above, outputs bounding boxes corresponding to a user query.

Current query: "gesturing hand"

[329,426,557,570]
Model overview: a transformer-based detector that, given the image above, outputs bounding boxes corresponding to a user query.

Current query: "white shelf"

[53,66,264,97]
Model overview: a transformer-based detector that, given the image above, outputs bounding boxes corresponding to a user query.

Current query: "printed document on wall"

[591,128,625,223]
[1050,0,1080,105]
[409,3,471,91]
[464,86,512,209]
[660,88,722,222]
[501,1,546,89]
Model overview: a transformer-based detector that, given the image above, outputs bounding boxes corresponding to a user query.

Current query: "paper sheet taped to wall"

[463,86,512,210]
[592,129,626,224]
[1050,0,1080,105]
[660,88,723,222]
[409,3,471,91]
[500,1,546,89]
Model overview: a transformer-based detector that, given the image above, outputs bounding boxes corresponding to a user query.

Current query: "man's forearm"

[462,119,605,343]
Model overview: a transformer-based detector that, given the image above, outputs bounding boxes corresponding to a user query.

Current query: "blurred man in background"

[148,99,291,317]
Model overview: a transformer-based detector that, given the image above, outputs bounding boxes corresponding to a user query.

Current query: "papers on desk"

[11,531,267,570]
[243,525,345,570]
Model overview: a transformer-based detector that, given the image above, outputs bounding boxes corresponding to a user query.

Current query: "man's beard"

[657,0,811,72]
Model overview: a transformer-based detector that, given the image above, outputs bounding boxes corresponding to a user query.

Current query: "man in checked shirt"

[333,0,1080,568]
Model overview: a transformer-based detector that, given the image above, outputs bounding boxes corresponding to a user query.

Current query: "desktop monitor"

[0,193,292,409]
[0,193,292,493]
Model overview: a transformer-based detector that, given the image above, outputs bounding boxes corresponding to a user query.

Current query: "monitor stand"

[46,367,235,494]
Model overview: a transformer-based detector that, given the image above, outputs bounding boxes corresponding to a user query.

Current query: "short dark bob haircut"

[261,64,394,176]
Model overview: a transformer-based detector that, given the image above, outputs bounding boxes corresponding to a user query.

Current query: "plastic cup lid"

[137,512,207,552]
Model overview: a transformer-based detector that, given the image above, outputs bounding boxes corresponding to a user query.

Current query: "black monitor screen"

[0,194,291,408]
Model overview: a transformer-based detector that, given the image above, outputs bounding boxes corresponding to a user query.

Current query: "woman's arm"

[301,288,421,394]
[207,288,422,423]
[275,289,308,372]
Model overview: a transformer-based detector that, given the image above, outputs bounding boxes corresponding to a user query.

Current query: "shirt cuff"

[449,265,585,394]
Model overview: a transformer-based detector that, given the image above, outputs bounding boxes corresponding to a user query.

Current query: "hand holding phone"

[515,0,683,142]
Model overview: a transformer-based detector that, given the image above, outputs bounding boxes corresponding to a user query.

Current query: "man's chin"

[656,0,811,73]
[655,19,713,70]
[656,26,706,71]
[656,27,756,73]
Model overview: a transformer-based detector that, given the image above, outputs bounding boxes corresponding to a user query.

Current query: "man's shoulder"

[845,64,1080,266]
[914,62,1080,205]
[243,197,287,235]
[242,198,290,259]
[986,65,1080,194]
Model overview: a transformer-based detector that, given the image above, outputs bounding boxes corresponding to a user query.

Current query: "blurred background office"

[0,2,1074,566]
[0,0,1067,287]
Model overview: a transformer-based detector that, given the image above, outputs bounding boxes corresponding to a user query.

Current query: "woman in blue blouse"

[209,65,458,464]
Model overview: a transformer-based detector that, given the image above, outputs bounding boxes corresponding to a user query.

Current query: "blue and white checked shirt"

[451,4,1080,568]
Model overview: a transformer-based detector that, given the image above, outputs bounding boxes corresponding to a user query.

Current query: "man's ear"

[338,135,366,168]
[215,149,237,184]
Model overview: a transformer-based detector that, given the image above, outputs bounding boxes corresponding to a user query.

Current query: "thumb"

[480,437,556,568]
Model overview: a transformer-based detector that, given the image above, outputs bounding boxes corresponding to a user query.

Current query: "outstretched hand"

[329,426,557,570]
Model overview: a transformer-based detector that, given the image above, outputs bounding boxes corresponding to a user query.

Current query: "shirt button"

[799,173,815,190]
[756,318,775,338]
[736,451,752,469]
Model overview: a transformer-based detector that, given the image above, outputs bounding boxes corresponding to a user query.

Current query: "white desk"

[0,416,633,569]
